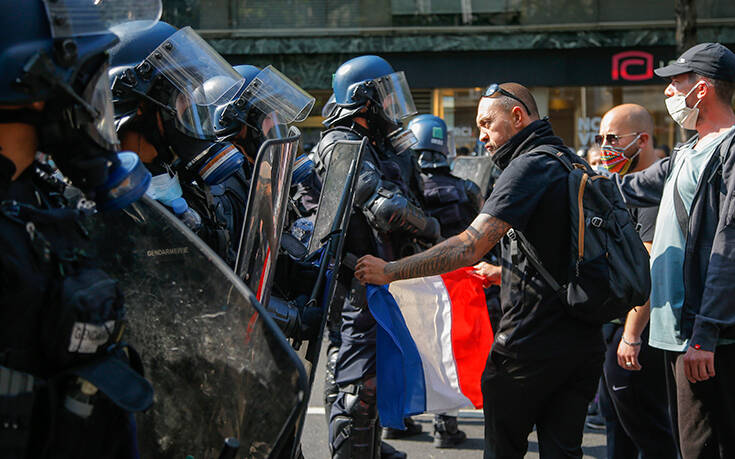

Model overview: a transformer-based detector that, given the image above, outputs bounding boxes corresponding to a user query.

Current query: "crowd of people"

[1,1,735,459]
[356,42,735,459]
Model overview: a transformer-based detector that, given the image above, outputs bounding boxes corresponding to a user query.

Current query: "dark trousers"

[600,323,677,459]
[481,350,603,459]
[664,344,735,459]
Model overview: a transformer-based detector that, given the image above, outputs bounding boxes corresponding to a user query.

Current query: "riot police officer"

[108,24,313,268]
[409,114,482,239]
[314,55,441,459]
[0,1,160,457]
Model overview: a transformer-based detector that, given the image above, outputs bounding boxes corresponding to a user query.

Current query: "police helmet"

[233,64,261,83]
[0,0,160,105]
[230,63,314,131]
[108,21,177,121]
[109,23,245,140]
[408,114,452,170]
[328,55,416,126]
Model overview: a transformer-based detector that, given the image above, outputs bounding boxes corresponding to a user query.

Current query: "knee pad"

[324,345,340,425]
[330,378,379,459]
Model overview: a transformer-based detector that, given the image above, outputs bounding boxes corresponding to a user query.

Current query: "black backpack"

[507,145,651,324]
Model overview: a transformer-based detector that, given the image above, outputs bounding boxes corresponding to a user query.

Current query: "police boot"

[380,441,407,459]
[433,414,466,448]
[382,417,422,439]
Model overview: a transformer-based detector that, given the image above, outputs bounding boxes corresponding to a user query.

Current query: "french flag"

[367,267,493,430]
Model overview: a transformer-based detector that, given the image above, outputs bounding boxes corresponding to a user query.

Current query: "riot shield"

[88,195,307,459]
[235,126,300,308]
[451,155,498,197]
[287,138,368,457]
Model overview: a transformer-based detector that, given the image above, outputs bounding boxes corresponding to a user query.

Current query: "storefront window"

[436,88,484,154]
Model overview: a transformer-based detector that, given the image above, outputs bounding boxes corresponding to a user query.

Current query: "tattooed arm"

[354,214,510,284]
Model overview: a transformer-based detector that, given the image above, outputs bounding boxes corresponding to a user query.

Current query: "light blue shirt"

[648,127,734,352]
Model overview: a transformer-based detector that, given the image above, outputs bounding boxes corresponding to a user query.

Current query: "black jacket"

[616,128,735,351]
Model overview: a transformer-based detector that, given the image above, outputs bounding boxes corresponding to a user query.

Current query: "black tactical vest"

[420,171,478,238]
[180,167,250,267]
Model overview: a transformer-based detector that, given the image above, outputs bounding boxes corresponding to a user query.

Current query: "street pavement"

[300,339,607,458]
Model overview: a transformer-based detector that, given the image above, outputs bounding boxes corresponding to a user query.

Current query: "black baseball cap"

[654,42,735,81]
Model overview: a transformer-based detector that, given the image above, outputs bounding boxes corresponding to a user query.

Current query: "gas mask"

[161,118,244,185]
[665,81,704,130]
[3,59,151,211]
[600,134,641,175]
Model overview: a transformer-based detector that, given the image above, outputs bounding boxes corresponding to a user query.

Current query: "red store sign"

[611,51,654,81]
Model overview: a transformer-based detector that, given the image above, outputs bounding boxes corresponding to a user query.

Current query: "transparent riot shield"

[285,138,368,457]
[451,155,498,197]
[235,126,300,308]
[87,195,307,459]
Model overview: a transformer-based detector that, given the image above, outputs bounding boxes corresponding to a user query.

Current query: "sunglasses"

[594,132,639,146]
[483,83,531,115]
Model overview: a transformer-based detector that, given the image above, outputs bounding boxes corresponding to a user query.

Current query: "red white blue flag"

[367,267,493,430]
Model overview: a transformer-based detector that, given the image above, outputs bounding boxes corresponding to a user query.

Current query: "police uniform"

[0,158,151,458]
[316,126,439,459]
[0,1,159,456]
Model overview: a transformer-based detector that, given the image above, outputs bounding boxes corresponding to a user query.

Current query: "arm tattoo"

[383,215,510,281]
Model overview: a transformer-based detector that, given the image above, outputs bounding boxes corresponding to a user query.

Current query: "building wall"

[160,0,735,150]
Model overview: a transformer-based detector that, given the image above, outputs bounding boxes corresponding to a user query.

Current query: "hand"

[355,255,391,286]
[683,346,715,383]
[617,335,642,371]
[473,261,501,286]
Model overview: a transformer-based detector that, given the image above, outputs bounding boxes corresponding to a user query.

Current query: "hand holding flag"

[355,254,391,285]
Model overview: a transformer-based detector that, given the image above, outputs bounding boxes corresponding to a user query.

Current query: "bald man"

[595,104,678,458]
[356,83,605,458]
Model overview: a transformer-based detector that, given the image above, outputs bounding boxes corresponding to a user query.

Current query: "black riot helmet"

[109,24,249,185]
[0,0,161,209]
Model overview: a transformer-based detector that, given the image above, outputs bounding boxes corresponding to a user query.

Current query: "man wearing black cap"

[612,42,735,458]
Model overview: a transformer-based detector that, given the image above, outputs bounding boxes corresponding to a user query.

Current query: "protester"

[613,42,735,458]
[587,143,603,169]
[596,104,677,458]
[355,83,605,458]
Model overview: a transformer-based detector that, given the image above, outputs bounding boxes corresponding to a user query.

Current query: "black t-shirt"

[630,206,658,244]
[481,151,604,359]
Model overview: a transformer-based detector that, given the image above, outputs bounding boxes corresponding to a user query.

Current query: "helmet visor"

[145,27,245,139]
[373,71,416,122]
[43,0,162,38]
[241,65,315,124]
[83,61,119,150]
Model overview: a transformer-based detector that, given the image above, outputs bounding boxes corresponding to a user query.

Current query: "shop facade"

[162,0,735,151]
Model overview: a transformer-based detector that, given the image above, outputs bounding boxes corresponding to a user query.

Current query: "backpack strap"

[502,144,583,305]
[529,144,588,174]
[506,228,567,305]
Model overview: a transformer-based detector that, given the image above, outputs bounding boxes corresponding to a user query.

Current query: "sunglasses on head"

[594,132,639,146]
[483,83,531,115]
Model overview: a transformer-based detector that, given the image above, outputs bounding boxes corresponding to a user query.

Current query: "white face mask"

[665,81,704,130]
